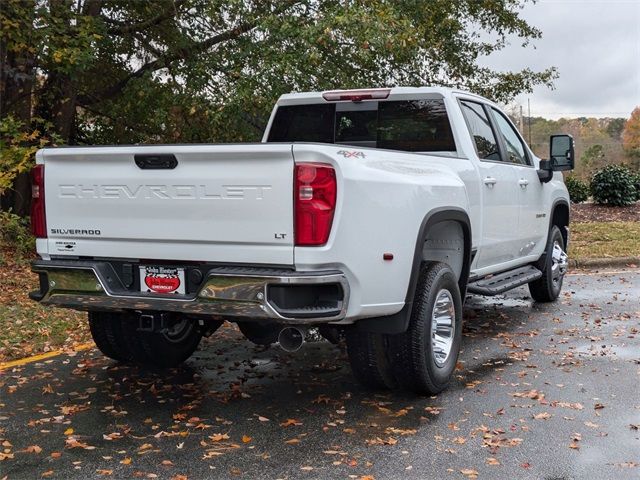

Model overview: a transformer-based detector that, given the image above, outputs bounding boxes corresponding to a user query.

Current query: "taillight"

[322,88,391,102]
[30,164,47,238]
[294,163,336,246]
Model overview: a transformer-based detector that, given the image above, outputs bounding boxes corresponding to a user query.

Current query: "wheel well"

[551,202,569,246]
[422,220,465,281]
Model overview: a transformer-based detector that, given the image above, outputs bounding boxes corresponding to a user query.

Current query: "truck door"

[488,107,548,257]
[459,100,521,269]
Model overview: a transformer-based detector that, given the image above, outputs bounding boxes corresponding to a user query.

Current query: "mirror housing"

[538,134,575,183]
[549,134,575,171]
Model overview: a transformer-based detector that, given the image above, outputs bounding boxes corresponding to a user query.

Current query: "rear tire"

[137,315,202,368]
[237,322,280,346]
[529,225,567,302]
[346,330,396,390]
[88,311,130,362]
[387,262,463,395]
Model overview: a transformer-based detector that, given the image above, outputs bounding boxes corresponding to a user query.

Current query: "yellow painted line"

[0,342,94,370]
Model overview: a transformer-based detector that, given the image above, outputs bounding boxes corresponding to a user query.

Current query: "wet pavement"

[0,269,639,479]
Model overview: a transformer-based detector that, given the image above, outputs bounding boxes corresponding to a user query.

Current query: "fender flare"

[534,198,570,270]
[549,198,570,246]
[357,207,472,334]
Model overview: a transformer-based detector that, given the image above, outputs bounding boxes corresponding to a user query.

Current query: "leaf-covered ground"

[1,204,638,363]
[0,270,638,479]
[0,246,89,363]
[571,202,640,223]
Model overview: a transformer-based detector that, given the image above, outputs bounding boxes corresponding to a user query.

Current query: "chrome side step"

[467,265,542,296]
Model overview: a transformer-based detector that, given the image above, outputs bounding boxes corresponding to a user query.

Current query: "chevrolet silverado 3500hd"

[29,87,574,394]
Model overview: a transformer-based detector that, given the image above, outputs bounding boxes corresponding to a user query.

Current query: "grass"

[570,221,640,260]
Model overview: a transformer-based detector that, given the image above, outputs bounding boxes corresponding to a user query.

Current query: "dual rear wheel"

[346,261,463,395]
[88,311,216,367]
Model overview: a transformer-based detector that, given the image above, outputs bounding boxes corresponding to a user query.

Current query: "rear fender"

[357,208,472,334]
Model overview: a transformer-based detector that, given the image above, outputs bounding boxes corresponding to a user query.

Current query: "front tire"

[529,225,568,302]
[387,262,463,395]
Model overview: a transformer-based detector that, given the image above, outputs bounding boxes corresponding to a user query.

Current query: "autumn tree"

[622,107,640,169]
[1,0,557,215]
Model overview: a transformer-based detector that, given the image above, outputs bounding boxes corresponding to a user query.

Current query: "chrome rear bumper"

[30,260,349,323]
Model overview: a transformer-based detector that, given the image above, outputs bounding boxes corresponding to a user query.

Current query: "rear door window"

[267,99,456,153]
[459,100,501,161]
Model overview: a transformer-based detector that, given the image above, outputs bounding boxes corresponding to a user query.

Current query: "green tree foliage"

[581,144,604,171]
[606,117,626,139]
[590,164,637,207]
[631,171,640,202]
[564,175,589,204]
[1,0,557,214]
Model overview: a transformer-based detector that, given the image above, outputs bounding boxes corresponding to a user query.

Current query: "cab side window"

[460,101,500,161]
[491,108,530,166]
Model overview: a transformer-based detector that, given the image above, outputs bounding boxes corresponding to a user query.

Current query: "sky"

[481,0,640,119]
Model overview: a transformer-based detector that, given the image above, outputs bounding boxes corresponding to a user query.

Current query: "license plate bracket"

[139,266,186,295]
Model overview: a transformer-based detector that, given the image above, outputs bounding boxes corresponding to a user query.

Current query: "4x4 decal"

[336,150,365,158]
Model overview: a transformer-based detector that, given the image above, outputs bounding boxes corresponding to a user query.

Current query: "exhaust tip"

[278,327,305,352]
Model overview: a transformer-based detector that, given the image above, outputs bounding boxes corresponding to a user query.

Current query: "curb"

[569,256,640,269]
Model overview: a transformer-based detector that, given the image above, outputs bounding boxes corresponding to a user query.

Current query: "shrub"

[564,176,589,203]
[0,211,35,260]
[590,164,637,206]
[631,171,640,202]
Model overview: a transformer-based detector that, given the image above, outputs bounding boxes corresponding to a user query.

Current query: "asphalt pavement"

[1,269,639,479]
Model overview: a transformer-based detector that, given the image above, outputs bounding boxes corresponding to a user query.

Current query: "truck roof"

[276,86,492,106]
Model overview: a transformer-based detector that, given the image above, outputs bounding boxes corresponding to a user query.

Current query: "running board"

[467,265,542,296]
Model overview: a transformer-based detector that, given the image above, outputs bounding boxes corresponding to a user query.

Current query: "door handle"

[483,177,497,187]
[518,179,529,188]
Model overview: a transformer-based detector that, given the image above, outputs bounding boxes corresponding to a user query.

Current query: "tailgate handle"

[134,154,178,170]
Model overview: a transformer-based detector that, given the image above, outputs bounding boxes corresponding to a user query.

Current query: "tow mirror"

[538,134,575,183]
[549,134,575,171]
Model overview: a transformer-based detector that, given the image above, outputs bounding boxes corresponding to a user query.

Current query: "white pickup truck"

[29,87,573,394]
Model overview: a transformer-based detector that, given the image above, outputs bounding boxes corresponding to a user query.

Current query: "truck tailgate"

[40,144,294,265]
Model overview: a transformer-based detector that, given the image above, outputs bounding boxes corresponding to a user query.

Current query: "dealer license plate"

[140,266,186,295]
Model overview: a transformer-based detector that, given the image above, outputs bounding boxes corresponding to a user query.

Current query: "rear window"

[267,99,456,153]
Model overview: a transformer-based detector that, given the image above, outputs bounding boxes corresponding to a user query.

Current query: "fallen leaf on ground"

[280,419,302,427]
[533,412,552,420]
[460,468,478,479]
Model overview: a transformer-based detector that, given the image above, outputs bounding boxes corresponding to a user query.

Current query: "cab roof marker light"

[322,88,391,102]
